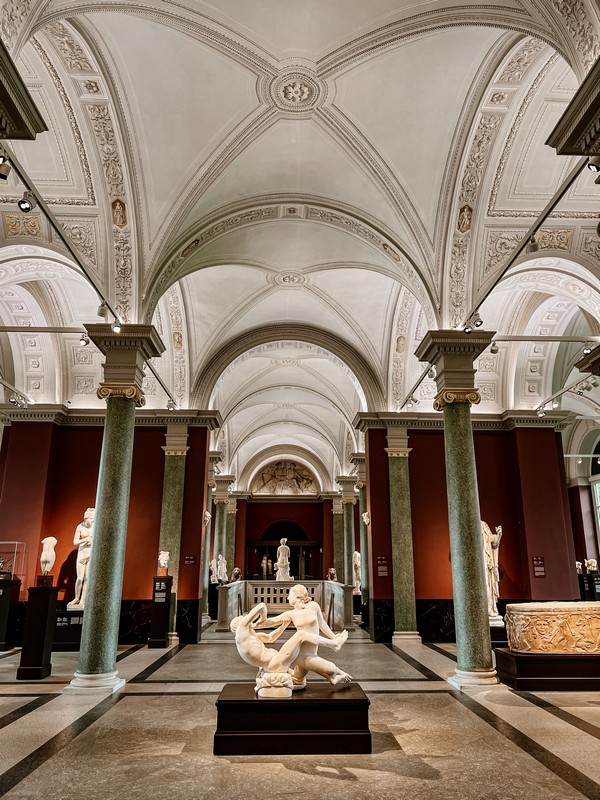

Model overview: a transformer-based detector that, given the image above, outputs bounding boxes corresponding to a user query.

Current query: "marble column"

[213,500,228,565]
[66,324,165,693]
[416,329,498,688]
[158,425,189,644]
[337,476,357,586]
[386,427,421,646]
[332,497,344,580]
[225,500,237,576]
[201,480,215,617]
[351,453,370,607]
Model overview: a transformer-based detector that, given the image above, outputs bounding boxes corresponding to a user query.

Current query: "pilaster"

[331,496,344,580]
[337,476,357,585]
[351,452,370,607]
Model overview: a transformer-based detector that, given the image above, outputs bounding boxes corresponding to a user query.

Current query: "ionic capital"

[433,388,481,410]
[97,384,145,407]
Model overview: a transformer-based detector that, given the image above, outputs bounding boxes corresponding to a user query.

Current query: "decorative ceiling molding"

[192,324,386,412]
[551,0,600,72]
[1,0,36,54]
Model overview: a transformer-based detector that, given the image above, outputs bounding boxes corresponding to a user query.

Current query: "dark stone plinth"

[368,598,394,642]
[148,576,173,648]
[214,682,371,755]
[495,647,600,691]
[17,586,58,679]
[36,575,54,587]
[0,579,21,650]
[490,625,508,647]
[53,608,84,651]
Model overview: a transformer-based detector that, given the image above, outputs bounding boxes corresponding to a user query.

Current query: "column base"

[447,667,499,689]
[167,632,179,646]
[63,670,125,694]
[202,613,212,625]
[489,615,504,628]
[392,631,422,645]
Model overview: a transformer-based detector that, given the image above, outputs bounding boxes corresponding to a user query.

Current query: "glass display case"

[0,541,26,583]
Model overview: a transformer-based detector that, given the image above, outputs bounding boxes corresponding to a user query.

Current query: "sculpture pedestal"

[495,647,600,691]
[148,576,173,648]
[17,586,58,679]
[53,608,84,651]
[214,683,371,755]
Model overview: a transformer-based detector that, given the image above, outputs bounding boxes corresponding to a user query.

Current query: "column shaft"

[201,485,214,614]
[77,396,136,677]
[343,502,355,585]
[357,484,369,604]
[225,511,236,575]
[332,513,344,579]
[443,402,493,673]
[214,502,227,561]
[388,455,418,632]
[158,454,186,632]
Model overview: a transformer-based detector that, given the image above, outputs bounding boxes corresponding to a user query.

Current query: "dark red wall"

[569,485,599,562]
[244,501,323,543]
[178,426,209,599]
[365,428,393,599]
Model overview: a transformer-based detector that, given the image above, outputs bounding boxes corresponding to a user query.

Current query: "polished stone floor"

[0,627,599,799]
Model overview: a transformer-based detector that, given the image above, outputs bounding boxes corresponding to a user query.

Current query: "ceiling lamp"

[583,343,593,356]
[490,341,499,354]
[552,400,560,409]
[97,301,108,318]
[0,156,11,181]
[166,399,177,412]
[79,333,89,347]
[587,156,600,172]
[17,190,37,212]
[526,234,540,253]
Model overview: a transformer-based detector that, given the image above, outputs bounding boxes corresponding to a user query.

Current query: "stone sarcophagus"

[505,602,600,654]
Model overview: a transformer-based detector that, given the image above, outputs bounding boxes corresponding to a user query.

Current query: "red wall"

[178,426,209,599]
[569,485,599,562]
[244,501,324,543]
[365,428,393,600]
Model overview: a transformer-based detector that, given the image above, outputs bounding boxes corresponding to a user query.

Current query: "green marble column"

[225,507,237,578]
[415,328,497,688]
[332,505,344,580]
[443,401,494,681]
[356,482,370,605]
[387,441,420,644]
[158,427,188,640]
[342,499,356,586]
[213,500,228,564]
[201,483,214,615]
[66,324,164,693]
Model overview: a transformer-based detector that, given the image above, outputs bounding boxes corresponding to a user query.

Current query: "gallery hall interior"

[0,0,599,797]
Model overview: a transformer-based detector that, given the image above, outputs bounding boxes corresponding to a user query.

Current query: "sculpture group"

[231,583,352,697]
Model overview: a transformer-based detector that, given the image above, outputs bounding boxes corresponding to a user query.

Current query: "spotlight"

[427,368,435,380]
[591,377,600,388]
[526,234,540,253]
[0,156,11,181]
[79,333,89,347]
[464,323,473,334]
[97,301,108,318]
[472,312,483,328]
[587,155,600,172]
[166,399,177,412]
[583,343,593,356]
[111,321,121,333]
[577,388,584,396]
[490,341,499,354]
[552,400,560,409]
[582,381,593,391]
[8,393,27,409]
[577,458,583,465]
[17,190,37,213]
[536,408,546,417]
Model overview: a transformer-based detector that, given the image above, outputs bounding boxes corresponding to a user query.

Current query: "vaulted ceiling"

[1,0,599,489]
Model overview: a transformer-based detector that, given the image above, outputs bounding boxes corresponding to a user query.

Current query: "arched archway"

[247,519,321,581]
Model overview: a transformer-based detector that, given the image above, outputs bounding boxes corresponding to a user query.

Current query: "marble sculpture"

[67,507,94,609]
[353,550,361,594]
[40,536,58,575]
[481,521,503,624]
[275,537,292,581]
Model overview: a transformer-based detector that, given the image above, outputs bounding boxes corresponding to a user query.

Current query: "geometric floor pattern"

[1,627,599,799]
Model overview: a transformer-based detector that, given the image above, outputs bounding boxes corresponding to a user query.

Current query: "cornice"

[0,36,47,139]
[548,54,600,154]
[0,405,222,428]
[353,410,574,431]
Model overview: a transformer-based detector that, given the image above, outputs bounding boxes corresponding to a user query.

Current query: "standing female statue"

[274,537,292,581]
[67,508,95,609]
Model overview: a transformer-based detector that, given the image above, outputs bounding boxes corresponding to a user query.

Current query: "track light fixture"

[463,322,473,334]
[427,368,435,380]
[587,155,600,172]
[552,400,560,409]
[0,156,11,181]
[577,457,583,464]
[79,333,89,347]
[536,407,546,417]
[97,301,108,318]
[406,395,419,408]
[17,190,37,213]
[583,342,593,356]
[166,399,177,412]
[526,234,540,253]
[490,341,499,354]
[463,312,483,334]
[111,321,121,333]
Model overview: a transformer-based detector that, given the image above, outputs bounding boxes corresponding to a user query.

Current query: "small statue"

[576,561,583,574]
[352,550,361,594]
[326,567,339,582]
[40,536,58,575]
[362,512,370,526]
[481,521,502,621]
[585,558,598,573]
[275,537,292,581]
[231,567,242,582]
[67,507,95,609]
[260,554,268,580]
[217,554,228,583]
[158,551,169,575]
[209,558,218,584]
[203,510,211,527]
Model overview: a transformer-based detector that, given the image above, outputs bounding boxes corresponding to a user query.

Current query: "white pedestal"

[63,670,125,694]
[489,615,504,627]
